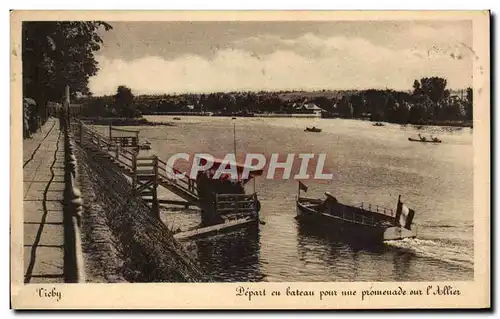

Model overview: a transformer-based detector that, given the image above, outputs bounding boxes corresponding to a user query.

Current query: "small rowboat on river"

[138,140,152,150]
[305,127,322,133]
[408,137,442,143]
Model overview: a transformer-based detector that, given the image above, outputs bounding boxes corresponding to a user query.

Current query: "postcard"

[11,10,490,309]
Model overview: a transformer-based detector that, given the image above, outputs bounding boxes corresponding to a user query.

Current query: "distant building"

[449,89,466,100]
[292,102,324,116]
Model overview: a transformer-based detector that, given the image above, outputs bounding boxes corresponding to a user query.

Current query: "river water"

[100,116,474,282]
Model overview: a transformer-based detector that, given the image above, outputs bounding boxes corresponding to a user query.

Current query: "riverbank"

[75,140,205,282]
[79,114,472,128]
[80,117,175,126]
[408,120,473,128]
[140,113,472,127]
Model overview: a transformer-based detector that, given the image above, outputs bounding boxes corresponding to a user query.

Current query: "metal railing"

[337,206,377,226]
[157,157,198,196]
[357,202,395,217]
[62,115,86,283]
[215,193,259,214]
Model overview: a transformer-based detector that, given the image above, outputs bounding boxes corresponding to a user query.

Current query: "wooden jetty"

[71,119,260,240]
[174,217,256,241]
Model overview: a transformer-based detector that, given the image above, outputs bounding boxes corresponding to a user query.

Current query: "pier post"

[115,144,119,161]
[152,156,160,219]
[135,131,140,153]
[132,152,137,189]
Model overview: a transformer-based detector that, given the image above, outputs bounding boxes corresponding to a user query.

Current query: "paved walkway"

[23,118,66,283]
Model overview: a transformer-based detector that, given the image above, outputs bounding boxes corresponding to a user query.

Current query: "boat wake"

[384,238,474,270]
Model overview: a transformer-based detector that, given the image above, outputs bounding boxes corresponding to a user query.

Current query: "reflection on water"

[296,221,387,254]
[295,221,413,282]
[183,228,264,282]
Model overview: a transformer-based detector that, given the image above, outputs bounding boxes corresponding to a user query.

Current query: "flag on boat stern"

[299,181,308,192]
[395,198,415,230]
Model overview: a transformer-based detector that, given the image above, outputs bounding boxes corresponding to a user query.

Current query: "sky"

[88,20,473,96]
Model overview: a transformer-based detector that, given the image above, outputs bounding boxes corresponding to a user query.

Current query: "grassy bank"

[75,142,205,282]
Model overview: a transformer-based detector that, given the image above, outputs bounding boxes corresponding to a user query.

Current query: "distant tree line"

[81,77,473,126]
[318,77,472,125]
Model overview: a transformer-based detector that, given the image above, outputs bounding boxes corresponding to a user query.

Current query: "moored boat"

[295,183,417,242]
[194,156,263,229]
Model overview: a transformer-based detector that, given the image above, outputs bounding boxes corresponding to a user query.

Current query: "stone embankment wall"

[75,142,205,282]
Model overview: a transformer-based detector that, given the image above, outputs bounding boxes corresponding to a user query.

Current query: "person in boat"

[319,192,338,212]
[430,135,439,142]
[418,133,426,141]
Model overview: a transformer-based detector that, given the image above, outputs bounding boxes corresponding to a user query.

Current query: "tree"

[349,94,365,118]
[466,87,473,104]
[412,80,422,96]
[337,96,353,118]
[22,21,112,127]
[418,77,448,104]
[115,85,134,106]
[465,87,473,120]
[312,96,332,112]
[115,85,140,117]
[410,76,449,122]
[364,89,390,121]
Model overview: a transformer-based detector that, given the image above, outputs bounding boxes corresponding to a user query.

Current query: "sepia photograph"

[11,10,490,309]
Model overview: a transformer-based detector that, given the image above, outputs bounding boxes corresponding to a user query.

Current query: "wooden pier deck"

[173,217,256,241]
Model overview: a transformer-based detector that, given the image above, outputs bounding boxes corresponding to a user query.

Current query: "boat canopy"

[195,155,263,183]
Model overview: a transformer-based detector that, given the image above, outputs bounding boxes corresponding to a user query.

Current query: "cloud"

[89,32,473,95]
[408,25,469,43]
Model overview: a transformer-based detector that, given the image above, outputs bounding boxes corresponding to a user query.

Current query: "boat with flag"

[295,181,417,242]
